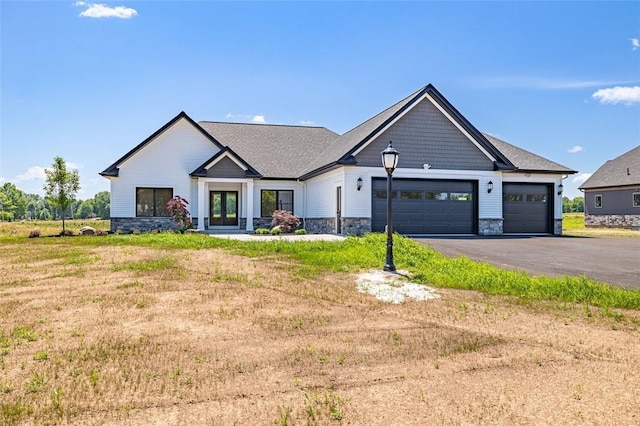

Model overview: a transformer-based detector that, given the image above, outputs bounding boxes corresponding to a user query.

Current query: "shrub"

[271,210,301,233]
[255,228,270,235]
[270,226,282,235]
[166,195,192,232]
[60,229,74,237]
[294,228,307,235]
[28,230,41,238]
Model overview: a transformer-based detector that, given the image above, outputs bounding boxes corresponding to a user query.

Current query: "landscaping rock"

[79,226,96,236]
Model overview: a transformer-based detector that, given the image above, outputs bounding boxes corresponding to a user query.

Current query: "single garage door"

[372,178,477,234]
[503,183,552,233]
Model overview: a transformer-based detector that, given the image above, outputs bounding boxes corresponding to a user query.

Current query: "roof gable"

[190,147,261,178]
[579,145,640,189]
[100,111,224,177]
[299,84,515,179]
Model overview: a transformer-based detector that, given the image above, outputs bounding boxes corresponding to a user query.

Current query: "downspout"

[297,179,307,229]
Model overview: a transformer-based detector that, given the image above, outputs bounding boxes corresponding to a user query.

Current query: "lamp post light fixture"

[381,141,399,272]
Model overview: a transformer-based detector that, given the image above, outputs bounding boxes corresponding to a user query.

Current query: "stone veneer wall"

[111,217,177,233]
[341,217,371,235]
[585,214,640,229]
[253,217,273,230]
[305,218,335,234]
[554,219,563,235]
[478,218,503,236]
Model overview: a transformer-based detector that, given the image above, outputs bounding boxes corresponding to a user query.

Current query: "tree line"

[0,156,109,222]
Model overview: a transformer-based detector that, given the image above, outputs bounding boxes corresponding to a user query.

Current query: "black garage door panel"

[372,179,477,234]
[503,183,551,233]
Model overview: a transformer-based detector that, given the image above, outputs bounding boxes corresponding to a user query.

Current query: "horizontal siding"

[110,119,219,217]
[207,157,246,178]
[305,169,343,218]
[584,188,640,215]
[355,98,494,171]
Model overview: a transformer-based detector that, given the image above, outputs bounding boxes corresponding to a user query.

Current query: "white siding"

[251,180,304,218]
[305,169,344,218]
[110,119,219,217]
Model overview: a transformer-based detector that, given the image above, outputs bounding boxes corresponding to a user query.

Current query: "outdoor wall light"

[357,177,363,191]
[558,183,564,196]
[487,181,493,193]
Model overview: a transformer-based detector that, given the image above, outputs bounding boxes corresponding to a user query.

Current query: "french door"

[210,191,238,226]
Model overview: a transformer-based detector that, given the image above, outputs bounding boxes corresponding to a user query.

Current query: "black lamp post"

[381,141,399,272]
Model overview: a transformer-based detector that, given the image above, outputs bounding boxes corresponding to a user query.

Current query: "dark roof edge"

[100,111,225,177]
[505,168,578,175]
[298,162,341,181]
[426,87,516,170]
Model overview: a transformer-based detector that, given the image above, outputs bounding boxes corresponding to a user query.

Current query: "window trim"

[594,194,602,209]
[260,189,294,217]
[633,192,640,208]
[136,187,173,217]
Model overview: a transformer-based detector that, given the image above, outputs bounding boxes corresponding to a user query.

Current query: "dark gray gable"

[580,145,640,189]
[354,97,495,171]
[190,147,262,178]
[206,156,248,178]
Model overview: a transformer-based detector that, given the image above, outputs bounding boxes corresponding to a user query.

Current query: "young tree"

[166,195,192,232]
[44,156,80,234]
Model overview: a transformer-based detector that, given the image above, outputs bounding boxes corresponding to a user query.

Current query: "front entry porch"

[196,178,254,232]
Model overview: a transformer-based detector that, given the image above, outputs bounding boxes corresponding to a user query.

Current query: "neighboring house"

[579,145,640,229]
[100,84,576,235]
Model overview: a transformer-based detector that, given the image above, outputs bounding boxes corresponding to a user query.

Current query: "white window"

[595,194,602,208]
[633,193,640,208]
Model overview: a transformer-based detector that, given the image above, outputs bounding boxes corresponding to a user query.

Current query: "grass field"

[1,220,640,424]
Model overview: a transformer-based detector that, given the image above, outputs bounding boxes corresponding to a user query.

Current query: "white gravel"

[355,270,440,304]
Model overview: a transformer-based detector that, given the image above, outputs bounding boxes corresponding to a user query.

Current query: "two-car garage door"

[372,179,553,235]
[372,178,477,234]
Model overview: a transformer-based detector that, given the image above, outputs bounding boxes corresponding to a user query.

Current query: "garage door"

[372,178,477,234]
[503,183,552,233]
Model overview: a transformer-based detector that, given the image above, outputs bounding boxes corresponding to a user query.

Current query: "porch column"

[197,179,206,231]
[246,180,254,231]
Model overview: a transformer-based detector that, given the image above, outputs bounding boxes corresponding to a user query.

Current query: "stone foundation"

[478,218,503,236]
[305,218,335,234]
[111,217,177,233]
[554,219,563,235]
[253,217,273,230]
[585,214,640,229]
[341,217,371,235]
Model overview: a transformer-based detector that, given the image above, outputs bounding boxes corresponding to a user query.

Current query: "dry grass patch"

[1,240,640,425]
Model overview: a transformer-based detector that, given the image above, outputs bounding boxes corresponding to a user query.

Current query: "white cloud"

[592,86,640,105]
[299,120,315,126]
[631,38,640,51]
[567,145,583,154]
[572,173,592,186]
[13,166,47,183]
[78,3,138,19]
[252,115,266,124]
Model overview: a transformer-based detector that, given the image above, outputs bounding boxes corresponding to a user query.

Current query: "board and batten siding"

[354,98,495,171]
[109,118,219,217]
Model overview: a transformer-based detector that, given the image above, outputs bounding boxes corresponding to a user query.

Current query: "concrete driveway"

[413,236,640,290]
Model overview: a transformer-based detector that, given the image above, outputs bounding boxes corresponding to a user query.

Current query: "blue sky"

[1,1,639,200]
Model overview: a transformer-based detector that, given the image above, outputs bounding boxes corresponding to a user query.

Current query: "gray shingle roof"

[483,133,577,174]
[197,121,339,179]
[579,145,640,190]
